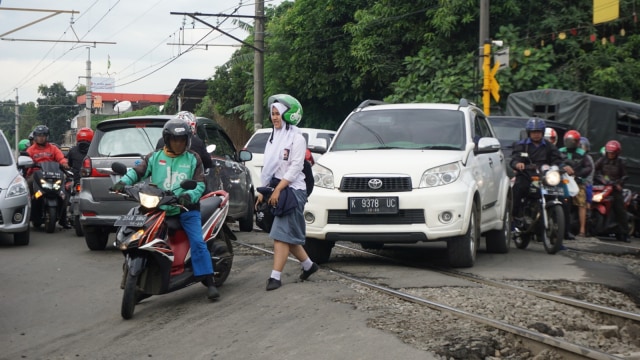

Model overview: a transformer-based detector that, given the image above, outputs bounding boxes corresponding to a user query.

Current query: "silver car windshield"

[97,127,163,156]
[332,109,466,151]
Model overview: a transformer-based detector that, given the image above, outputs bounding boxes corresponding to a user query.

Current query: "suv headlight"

[420,162,460,188]
[312,164,334,189]
[6,176,29,198]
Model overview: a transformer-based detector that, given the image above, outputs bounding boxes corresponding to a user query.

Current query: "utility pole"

[253,0,264,131]
[14,89,19,157]
[85,47,92,127]
[478,0,489,104]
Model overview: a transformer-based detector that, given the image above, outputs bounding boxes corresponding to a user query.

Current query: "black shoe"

[565,233,576,240]
[58,221,72,229]
[203,276,220,300]
[300,263,319,281]
[266,278,281,291]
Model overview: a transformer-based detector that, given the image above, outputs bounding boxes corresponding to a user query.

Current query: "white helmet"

[544,127,557,145]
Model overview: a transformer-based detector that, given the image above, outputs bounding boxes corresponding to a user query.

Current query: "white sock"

[270,270,281,280]
[301,258,313,271]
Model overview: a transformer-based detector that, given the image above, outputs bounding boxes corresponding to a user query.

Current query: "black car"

[488,116,572,177]
[77,115,253,251]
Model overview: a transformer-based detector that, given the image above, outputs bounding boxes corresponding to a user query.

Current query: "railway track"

[234,239,639,359]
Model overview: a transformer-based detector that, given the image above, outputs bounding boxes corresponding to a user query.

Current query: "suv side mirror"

[476,137,501,154]
[309,138,328,155]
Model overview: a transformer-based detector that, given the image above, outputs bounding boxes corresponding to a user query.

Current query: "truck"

[505,89,640,192]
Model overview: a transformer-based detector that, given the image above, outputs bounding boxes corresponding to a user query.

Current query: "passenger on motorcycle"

[579,137,595,234]
[510,118,567,229]
[26,125,71,229]
[111,118,220,300]
[594,140,629,242]
[66,127,94,185]
[559,130,593,239]
[544,127,558,145]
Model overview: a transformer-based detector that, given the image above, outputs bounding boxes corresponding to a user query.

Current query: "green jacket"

[121,149,206,216]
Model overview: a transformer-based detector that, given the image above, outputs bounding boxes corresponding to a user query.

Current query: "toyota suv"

[77,115,253,250]
[303,99,512,268]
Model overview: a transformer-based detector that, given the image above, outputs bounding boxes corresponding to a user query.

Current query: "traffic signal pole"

[482,41,491,115]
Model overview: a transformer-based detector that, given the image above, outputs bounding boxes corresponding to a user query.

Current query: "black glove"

[110,181,126,193]
[178,193,193,207]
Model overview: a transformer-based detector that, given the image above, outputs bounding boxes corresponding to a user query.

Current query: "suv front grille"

[340,176,412,192]
[327,209,424,224]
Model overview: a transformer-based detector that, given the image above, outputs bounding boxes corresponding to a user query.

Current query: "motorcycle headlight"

[420,162,460,188]
[53,179,62,190]
[544,170,561,186]
[592,193,604,203]
[40,179,53,189]
[139,192,161,208]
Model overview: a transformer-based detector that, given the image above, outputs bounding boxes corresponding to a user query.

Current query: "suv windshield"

[332,109,465,151]
[97,127,162,156]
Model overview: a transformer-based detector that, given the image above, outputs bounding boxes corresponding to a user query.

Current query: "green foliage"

[36,82,78,144]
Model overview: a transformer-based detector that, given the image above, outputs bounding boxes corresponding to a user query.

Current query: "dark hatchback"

[488,116,572,177]
[77,115,253,250]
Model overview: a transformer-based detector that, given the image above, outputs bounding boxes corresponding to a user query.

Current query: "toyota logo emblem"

[368,178,383,190]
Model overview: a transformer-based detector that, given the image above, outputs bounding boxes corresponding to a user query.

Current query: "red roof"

[76,92,170,104]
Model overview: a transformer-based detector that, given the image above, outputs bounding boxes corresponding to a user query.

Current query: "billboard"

[91,77,115,92]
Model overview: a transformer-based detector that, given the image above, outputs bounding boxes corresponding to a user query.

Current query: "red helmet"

[605,140,621,155]
[563,130,581,149]
[76,127,94,143]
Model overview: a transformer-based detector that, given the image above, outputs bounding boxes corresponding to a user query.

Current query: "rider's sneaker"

[58,220,72,229]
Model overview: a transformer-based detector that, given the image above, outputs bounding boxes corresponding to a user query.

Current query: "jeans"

[180,210,213,277]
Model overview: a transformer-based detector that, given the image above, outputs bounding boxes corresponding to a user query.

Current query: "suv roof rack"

[355,100,386,111]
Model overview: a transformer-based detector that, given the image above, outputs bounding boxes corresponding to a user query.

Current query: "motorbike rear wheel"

[542,204,565,254]
[121,272,139,320]
[44,207,57,233]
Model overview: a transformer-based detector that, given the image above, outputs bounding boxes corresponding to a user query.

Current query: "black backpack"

[303,160,314,196]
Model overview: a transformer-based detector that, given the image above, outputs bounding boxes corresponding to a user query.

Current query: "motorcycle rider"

[111,118,220,300]
[559,130,593,239]
[156,111,213,169]
[594,140,629,242]
[66,127,94,185]
[510,118,567,230]
[579,137,596,236]
[26,125,72,229]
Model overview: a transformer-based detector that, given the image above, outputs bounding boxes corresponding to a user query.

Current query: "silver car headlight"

[140,192,161,208]
[6,175,29,198]
[544,168,561,186]
[420,162,460,188]
[313,164,334,189]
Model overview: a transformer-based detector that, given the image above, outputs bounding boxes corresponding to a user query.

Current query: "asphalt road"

[1,225,637,360]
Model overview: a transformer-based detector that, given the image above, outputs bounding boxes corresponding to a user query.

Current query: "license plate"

[349,197,398,215]
[542,186,564,196]
[114,214,147,227]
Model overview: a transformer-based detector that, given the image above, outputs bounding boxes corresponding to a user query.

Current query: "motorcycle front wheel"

[542,204,565,254]
[121,272,139,320]
[44,207,57,233]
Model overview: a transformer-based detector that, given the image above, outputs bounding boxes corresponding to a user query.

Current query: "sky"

[0,0,280,105]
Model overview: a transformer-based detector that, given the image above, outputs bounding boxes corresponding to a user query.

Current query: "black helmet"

[33,125,50,137]
[162,119,191,154]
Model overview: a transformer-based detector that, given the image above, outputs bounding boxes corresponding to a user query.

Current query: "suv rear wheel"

[84,226,109,251]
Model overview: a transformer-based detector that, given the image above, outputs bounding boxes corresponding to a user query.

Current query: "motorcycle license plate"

[114,214,147,227]
[542,186,564,196]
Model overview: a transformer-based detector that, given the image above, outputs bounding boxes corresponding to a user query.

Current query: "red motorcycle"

[110,162,235,319]
[589,176,635,238]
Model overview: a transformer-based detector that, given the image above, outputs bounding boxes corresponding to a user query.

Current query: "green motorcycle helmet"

[267,94,303,126]
[18,139,30,151]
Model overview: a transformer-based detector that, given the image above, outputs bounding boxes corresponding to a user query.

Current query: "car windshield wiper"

[420,145,460,150]
[109,153,144,157]
[370,145,403,150]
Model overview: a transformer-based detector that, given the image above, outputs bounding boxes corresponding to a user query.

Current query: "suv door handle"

[488,158,494,167]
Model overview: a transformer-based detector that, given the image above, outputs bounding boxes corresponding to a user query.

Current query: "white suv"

[243,127,336,188]
[303,99,512,268]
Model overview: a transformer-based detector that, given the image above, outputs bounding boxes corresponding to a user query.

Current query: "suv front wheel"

[447,203,479,268]
[84,226,110,251]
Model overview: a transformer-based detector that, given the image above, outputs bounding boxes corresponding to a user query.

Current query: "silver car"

[0,130,32,245]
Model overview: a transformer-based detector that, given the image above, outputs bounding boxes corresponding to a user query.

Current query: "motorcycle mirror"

[206,144,216,154]
[180,180,197,190]
[111,162,128,176]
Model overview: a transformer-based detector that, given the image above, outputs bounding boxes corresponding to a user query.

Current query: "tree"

[36,82,77,144]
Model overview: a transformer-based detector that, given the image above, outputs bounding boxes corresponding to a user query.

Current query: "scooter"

[589,176,635,239]
[110,162,235,319]
[513,164,566,254]
[30,161,73,233]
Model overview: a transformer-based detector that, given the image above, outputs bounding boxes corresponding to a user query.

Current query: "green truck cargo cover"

[505,89,640,191]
